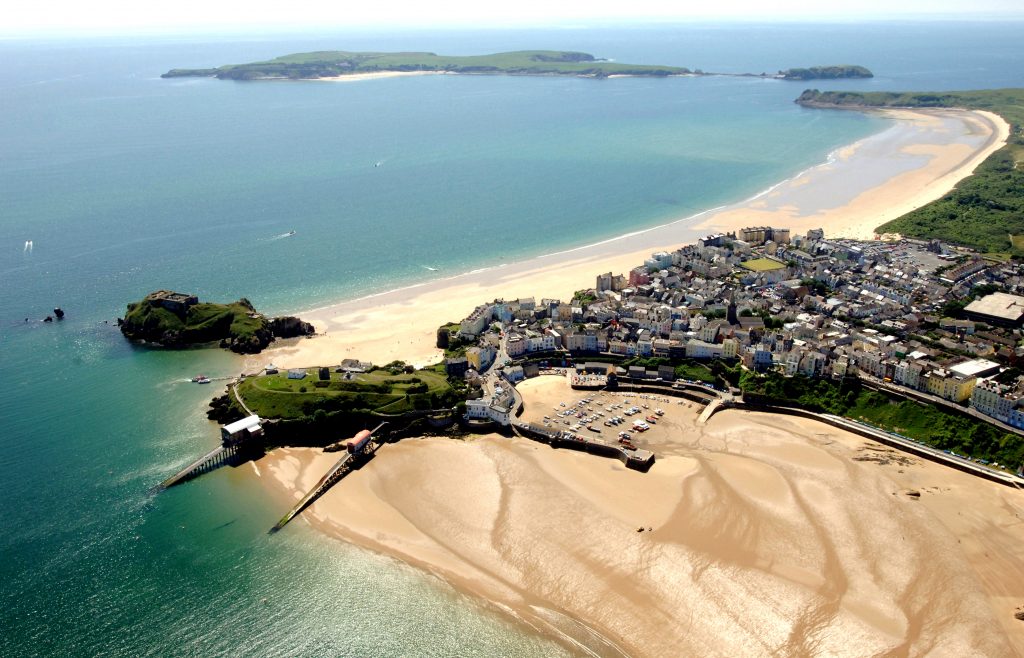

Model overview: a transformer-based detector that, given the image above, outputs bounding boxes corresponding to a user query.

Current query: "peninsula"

[796,88,1024,255]
[118,290,314,354]
[161,49,872,82]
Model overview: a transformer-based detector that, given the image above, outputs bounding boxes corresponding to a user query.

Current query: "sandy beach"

[312,70,451,82]
[254,378,1024,656]
[244,106,1019,654]
[695,109,1009,240]
[256,107,1008,373]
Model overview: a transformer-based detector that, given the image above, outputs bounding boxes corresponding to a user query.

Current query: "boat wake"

[421,265,439,272]
[267,231,296,241]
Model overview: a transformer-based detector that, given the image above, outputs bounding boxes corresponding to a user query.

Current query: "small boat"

[286,230,296,237]
[374,161,383,168]
[191,375,211,384]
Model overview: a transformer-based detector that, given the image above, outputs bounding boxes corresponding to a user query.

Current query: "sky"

[4,0,1023,36]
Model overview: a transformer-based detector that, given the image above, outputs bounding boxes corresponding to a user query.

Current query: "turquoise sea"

[2,22,1023,657]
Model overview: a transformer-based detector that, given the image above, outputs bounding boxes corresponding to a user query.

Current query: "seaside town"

[445,225,1024,477]
[160,222,1024,532]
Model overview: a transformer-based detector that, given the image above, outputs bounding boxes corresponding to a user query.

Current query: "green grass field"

[740,257,787,272]
[237,367,453,419]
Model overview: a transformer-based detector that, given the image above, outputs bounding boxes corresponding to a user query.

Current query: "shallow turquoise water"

[2,23,1022,657]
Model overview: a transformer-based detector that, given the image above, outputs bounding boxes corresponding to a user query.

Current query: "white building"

[465,387,516,425]
[686,339,723,360]
[221,415,263,444]
[971,379,1018,423]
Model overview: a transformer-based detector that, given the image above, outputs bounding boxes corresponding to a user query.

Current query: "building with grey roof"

[964,292,1024,327]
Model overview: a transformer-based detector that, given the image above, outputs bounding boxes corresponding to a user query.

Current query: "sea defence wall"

[735,397,1023,489]
[513,421,654,471]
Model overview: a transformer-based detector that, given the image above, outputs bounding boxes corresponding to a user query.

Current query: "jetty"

[269,423,387,533]
[154,414,265,492]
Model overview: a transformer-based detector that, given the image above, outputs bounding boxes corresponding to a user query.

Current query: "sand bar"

[258,108,1008,372]
[253,380,1024,656]
[312,70,451,82]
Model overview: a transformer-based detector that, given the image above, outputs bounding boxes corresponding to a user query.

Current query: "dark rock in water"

[43,316,53,323]
[53,307,65,320]
[207,393,244,422]
[269,316,315,339]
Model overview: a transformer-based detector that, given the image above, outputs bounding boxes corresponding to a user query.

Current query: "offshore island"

[162,49,872,81]
[118,290,314,353]
[152,84,1024,656]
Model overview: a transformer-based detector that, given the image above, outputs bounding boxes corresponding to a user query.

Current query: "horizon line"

[4,14,1024,40]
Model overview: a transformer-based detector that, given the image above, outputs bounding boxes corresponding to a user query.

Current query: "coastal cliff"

[118,291,314,354]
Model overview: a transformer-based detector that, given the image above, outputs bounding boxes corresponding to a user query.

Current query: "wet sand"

[245,105,1021,655]
[256,108,1008,373]
[254,379,1024,656]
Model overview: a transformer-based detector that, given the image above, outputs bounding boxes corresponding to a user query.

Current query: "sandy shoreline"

[256,107,1008,372]
[312,70,451,82]
[253,381,1024,656]
[241,106,1018,654]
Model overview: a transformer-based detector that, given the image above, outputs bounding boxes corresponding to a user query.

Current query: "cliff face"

[118,294,314,354]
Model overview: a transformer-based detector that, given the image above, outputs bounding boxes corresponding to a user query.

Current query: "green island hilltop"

[118,290,314,354]
[161,49,872,81]
[162,50,689,80]
[778,65,872,80]
[796,88,1024,256]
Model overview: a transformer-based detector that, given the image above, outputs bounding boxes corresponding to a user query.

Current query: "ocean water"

[2,22,1023,657]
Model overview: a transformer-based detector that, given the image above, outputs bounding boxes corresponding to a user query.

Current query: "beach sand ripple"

[257,398,1024,656]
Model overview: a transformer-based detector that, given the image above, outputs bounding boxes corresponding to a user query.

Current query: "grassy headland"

[235,364,457,418]
[208,362,463,444]
[796,88,1024,255]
